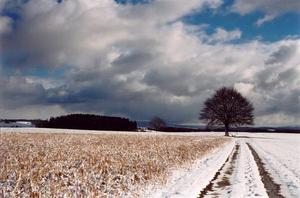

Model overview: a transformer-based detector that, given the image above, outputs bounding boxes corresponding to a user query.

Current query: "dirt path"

[246,143,284,198]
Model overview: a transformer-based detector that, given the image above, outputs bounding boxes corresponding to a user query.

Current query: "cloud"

[265,44,297,65]
[0,0,299,125]
[0,75,47,112]
[209,28,242,43]
[0,16,12,34]
[234,82,254,96]
[255,14,276,27]
[232,0,300,26]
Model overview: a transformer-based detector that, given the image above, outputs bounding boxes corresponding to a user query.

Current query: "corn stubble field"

[0,132,229,197]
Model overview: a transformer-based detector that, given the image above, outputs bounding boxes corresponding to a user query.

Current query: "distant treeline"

[36,114,137,131]
[156,126,300,133]
[157,127,201,132]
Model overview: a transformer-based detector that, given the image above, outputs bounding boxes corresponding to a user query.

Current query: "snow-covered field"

[0,128,299,197]
[150,132,300,198]
[245,132,300,197]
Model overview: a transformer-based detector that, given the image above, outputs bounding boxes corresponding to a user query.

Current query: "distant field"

[0,130,229,197]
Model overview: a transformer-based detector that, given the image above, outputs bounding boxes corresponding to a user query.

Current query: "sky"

[0,0,299,126]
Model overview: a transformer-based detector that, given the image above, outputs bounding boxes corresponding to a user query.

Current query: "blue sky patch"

[183,1,300,42]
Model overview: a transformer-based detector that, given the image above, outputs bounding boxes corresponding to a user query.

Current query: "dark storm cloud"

[143,68,224,97]
[266,44,297,65]
[261,89,300,116]
[0,76,47,108]
[112,51,155,74]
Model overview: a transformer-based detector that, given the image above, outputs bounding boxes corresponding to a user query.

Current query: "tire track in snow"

[252,140,300,179]
[149,140,235,198]
[198,143,239,197]
[198,140,268,198]
[248,141,300,197]
[230,141,267,197]
[246,143,284,198]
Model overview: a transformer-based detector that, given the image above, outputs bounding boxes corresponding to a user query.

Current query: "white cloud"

[234,82,254,96]
[209,28,242,43]
[232,0,300,25]
[0,16,12,34]
[255,14,276,27]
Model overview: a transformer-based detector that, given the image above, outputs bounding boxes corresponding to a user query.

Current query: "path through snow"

[149,133,300,198]
[148,140,235,198]
[199,140,268,197]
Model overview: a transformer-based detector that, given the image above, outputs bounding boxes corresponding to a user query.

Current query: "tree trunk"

[225,124,229,136]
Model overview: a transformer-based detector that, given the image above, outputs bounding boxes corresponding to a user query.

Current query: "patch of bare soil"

[198,144,240,198]
[246,143,284,198]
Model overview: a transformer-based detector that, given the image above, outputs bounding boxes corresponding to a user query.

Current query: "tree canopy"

[199,87,254,136]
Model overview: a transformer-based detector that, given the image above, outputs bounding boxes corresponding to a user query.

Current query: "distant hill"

[36,114,137,131]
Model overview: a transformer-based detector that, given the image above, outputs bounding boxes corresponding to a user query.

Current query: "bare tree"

[199,87,254,136]
[149,117,166,131]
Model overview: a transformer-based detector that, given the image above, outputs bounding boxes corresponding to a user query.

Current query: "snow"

[228,140,268,197]
[1,128,299,197]
[145,140,235,198]
[145,132,300,198]
[163,139,268,198]
[244,133,300,197]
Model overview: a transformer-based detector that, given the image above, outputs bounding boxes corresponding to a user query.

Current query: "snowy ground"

[245,133,300,197]
[146,139,235,198]
[1,128,299,197]
[148,132,300,198]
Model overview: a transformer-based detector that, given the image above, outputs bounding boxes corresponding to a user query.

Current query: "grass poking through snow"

[0,132,229,197]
